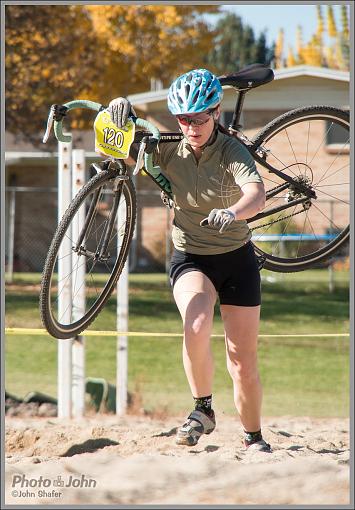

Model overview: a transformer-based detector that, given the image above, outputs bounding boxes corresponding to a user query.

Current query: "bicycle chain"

[251,179,311,232]
[250,206,307,232]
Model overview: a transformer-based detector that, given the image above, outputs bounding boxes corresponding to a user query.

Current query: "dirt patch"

[5,414,350,505]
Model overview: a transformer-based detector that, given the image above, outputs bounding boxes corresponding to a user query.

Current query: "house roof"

[5,130,100,162]
[274,65,349,82]
[127,65,350,107]
[5,65,350,158]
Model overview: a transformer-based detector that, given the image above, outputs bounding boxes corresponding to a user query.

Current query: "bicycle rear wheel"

[250,106,349,272]
[40,168,136,339]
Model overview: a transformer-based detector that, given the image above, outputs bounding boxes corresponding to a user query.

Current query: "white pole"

[6,188,16,283]
[71,149,86,417]
[116,192,129,415]
[57,140,73,418]
[129,173,138,271]
[328,201,335,293]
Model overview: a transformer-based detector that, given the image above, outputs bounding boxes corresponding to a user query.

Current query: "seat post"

[229,90,247,132]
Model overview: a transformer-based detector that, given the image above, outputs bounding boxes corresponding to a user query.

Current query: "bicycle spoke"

[316,162,349,185]
[284,128,303,176]
[307,120,334,166]
[41,172,135,335]
[305,122,311,167]
[315,154,349,187]
[250,108,349,269]
[310,201,344,232]
[313,188,349,206]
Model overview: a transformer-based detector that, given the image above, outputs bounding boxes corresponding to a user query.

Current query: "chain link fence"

[5,186,172,281]
[5,185,348,285]
[5,186,58,275]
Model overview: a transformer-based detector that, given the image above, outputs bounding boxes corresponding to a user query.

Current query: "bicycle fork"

[73,174,129,262]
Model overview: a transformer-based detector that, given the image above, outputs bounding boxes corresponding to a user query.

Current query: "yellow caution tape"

[4,328,349,338]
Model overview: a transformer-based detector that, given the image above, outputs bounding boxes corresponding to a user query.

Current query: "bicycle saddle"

[218,64,274,90]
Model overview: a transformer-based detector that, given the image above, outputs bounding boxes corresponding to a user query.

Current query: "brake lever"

[132,139,147,176]
[43,104,69,143]
[132,136,159,175]
[42,107,55,143]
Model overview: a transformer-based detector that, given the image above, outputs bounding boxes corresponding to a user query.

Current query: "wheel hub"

[286,164,315,201]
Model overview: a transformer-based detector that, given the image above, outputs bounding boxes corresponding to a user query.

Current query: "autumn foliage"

[5,4,218,145]
[275,5,350,70]
[6,4,350,146]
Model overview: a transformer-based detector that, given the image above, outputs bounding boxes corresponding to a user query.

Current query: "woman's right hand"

[108,97,136,128]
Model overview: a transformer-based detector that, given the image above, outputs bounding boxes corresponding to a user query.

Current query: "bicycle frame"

[134,86,316,226]
[40,81,349,338]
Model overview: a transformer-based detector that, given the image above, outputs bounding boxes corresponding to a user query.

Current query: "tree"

[290,5,349,70]
[316,4,324,39]
[300,35,323,67]
[84,5,219,99]
[327,5,337,38]
[5,5,100,147]
[294,25,305,64]
[341,5,349,38]
[254,32,274,66]
[5,4,219,145]
[338,5,350,69]
[204,13,274,74]
[287,46,296,67]
[274,28,284,68]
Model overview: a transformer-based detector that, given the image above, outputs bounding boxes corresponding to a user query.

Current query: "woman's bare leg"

[173,271,217,397]
[221,304,262,432]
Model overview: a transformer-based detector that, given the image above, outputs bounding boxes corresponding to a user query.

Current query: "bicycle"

[40,63,350,339]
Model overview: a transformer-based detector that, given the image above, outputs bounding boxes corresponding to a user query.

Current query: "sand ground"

[5,413,350,505]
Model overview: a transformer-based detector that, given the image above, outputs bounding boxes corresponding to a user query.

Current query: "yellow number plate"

[94,109,135,159]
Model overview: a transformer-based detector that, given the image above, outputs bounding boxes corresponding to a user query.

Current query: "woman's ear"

[213,105,221,121]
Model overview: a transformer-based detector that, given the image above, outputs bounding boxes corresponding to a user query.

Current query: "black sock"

[244,429,263,447]
[193,395,213,416]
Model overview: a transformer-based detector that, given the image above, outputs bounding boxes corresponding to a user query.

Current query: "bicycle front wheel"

[40,169,136,339]
[250,106,350,272]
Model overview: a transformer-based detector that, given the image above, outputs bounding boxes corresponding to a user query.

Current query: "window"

[325,118,350,154]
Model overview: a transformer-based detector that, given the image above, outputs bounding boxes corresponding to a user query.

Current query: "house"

[5,66,350,273]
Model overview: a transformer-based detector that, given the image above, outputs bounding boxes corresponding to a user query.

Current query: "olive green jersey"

[154,130,263,255]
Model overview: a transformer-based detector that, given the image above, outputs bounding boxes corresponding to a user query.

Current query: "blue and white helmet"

[167,69,223,115]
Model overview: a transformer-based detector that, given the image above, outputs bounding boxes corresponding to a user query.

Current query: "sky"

[207,3,349,51]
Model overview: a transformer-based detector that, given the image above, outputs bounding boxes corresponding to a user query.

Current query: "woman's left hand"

[200,209,236,233]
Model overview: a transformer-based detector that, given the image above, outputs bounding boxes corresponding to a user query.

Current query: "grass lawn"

[5,269,350,417]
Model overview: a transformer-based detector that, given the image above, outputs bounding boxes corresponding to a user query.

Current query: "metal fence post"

[328,201,335,293]
[57,139,73,418]
[6,188,16,283]
[71,149,86,418]
[116,196,129,415]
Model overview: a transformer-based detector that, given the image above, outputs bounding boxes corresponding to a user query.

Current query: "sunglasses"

[176,110,215,127]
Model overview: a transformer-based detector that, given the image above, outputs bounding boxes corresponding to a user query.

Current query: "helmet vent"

[167,69,223,115]
[191,89,199,104]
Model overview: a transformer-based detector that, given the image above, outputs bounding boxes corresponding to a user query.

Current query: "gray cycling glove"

[200,208,236,233]
[108,97,136,128]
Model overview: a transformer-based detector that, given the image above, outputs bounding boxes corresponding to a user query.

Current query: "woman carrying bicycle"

[109,68,270,452]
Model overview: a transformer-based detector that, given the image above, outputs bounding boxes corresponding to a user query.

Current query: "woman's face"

[176,106,220,150]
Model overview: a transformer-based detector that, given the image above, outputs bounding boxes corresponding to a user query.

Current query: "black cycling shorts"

[169,241,261,307]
